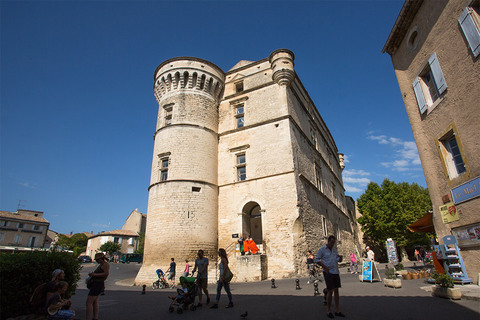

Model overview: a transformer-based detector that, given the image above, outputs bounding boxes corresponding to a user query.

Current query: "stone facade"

[86,229,140,258]
[136,49,360,284]
[383,0,480,284]
[0,209,49,250]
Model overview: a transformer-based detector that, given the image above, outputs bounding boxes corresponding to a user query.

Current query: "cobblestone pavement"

[65,262,479,320]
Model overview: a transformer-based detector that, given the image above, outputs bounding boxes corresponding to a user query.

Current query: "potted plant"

[431,272,461,300]
[383,265,402,288]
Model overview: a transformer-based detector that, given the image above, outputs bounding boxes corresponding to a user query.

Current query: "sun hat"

[94,252,105,260]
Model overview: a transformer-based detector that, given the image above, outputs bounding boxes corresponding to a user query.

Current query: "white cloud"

[19,182,37,189]
[343,169,370,177]
[343,154,350,163]
[343,176,371,186]
[369,134,421,172]
[344,184,363,193]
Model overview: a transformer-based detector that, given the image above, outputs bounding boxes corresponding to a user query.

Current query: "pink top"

[184,263,189,273]
[350,253,357,263]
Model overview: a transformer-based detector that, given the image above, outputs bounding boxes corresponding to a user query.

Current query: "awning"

[408,211,435,233]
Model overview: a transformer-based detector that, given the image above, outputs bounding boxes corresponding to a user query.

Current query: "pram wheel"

[177,308,183,314]
[168,307,174,313]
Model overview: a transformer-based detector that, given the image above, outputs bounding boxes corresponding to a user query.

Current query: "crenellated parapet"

[153,57,225,103]
[269,49,295,86]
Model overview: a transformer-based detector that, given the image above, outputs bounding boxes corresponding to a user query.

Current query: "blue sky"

[1,0,426,234]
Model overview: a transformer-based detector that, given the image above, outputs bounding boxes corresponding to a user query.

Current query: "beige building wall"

[136,49,360,284]
[122,209,146,235]
[384,0,480,283]
[0,210,49,249]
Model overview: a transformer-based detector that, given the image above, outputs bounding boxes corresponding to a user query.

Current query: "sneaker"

[210,304,218,309]
[226,302,234,308]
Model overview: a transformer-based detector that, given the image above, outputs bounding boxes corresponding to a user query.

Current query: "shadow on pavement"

[69,288,479,320]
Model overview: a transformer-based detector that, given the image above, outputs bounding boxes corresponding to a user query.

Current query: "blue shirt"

[315,245,340,274]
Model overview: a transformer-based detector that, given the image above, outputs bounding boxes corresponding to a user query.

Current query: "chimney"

[70,232,73,235]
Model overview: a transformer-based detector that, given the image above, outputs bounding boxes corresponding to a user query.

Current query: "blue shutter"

[428,53,447,95]
[458,8,480,57]
[412,78,427,114]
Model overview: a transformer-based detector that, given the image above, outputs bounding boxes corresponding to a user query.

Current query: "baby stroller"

[152,269,169,289]
[168,276,198,314]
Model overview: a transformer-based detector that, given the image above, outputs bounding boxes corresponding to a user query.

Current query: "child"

[46,281,75,320]
[168,280,188,303]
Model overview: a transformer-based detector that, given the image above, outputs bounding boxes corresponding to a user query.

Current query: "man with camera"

[315,235,345,318]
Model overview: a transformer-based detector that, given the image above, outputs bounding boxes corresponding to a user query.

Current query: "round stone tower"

[136,57,225,283]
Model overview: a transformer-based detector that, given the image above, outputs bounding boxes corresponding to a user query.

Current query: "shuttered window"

[458,7,480,57]
[412,52,447,114]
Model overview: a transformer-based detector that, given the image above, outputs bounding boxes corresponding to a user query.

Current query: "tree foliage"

[0,251,81,319]
[56,233,88,257]
[357,179,433,258]
[99,241,121,254]
[135,232,145,254]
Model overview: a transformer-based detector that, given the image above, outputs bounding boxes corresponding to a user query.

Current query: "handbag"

[223,266,234,283]
[85,276,94,289]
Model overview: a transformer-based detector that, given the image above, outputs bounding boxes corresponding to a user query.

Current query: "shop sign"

[451,176,480,204]
[439,202,459,224]
[451,223,480,248]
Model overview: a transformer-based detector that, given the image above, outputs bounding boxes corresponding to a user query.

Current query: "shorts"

[323,272,341,290]
[167,272,175,281]
[88,281,105,296]
[197,278,208,289]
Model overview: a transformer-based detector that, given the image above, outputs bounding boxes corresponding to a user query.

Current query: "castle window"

[314,162,322,192]
[164,105,173,126]
[235,104,245,128]
[160,157,169,181]
[17,223,24,228]
[29,236,36,247]
[0,233,4,242]
[33,224,41,231]
[458,6,480,57]
[438,131,466,179]
[1,220,9,227]
[237,153,246,181]
[235,81,244,93]
[310,126,318,150]
[412,53,447,115]
[14,234,21,244]
[322,216,327,237]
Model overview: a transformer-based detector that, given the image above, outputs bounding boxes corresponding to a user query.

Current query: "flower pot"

[412,273,420,279]
[384,278,402,288]
[431,286,461,300]
[403,273,412,280]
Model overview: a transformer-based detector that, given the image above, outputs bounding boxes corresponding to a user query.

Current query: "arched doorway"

[242,201,263,245]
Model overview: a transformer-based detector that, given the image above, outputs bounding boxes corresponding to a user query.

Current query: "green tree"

[55,233,88,257]
[357,179,433,261]
[99,241,121,254]
[135,232,145,254]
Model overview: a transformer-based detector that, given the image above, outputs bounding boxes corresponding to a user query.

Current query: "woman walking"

[210,248,233,309]
[349,251,358,274]
[86,252,109,320]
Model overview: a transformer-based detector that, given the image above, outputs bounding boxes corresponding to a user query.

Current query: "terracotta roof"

[0,210,49,224]
[89,229,139,239]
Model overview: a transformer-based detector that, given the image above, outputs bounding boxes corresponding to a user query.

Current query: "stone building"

[0,209,50,251]
[383,0,480,283]
[136,49,359,284]
[86,209,145,258]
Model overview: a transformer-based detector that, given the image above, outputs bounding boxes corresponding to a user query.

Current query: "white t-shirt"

[367,250,375,261]
[315,245,340,274]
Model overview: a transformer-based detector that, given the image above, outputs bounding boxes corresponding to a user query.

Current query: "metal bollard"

[313,281,320,296]
[295,279,302,290]
[271,278,277,288]
[141,284,146,294]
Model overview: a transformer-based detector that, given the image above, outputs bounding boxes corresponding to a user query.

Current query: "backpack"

[30,282,47,310]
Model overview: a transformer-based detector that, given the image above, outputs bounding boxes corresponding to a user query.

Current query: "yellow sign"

[440,202,459,223]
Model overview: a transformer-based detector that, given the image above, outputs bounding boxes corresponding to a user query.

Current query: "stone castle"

[135,49,360,284]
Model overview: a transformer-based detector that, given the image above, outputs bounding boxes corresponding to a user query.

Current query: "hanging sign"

[451,176,480,204]
[439,202,459,223]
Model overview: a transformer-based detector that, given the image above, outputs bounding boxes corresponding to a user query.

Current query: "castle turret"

[136,57,225,283]
[269,49,295,86]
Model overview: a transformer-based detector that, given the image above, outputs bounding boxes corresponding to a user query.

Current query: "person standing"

[192,249,210,307]
[86,252,109,320]
[349,251,358,274]
[166,258,176,288]
[366,246,375,262]
[184,259,190,277]
[210,248,233,309]
[315,235,345,318]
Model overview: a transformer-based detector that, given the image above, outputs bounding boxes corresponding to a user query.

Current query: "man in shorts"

[192,249,210,307]
[315,235,345,318]
[166,258,176,288]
